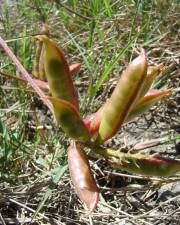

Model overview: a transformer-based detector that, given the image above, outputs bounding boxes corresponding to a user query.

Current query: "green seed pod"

[35,35,79,111]
[125,89,171,123]
[32,40,43,78]
[33,62,81,92]
[32,24,50,81]
[38,45,46,81]
[48,97,90,142]
[98,49,147,142]
[110,153,180,177]
[84,64,165,134]
[138,64,163,98]
[68,143,99,210]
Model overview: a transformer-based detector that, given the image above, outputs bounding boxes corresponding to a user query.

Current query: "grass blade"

[33,165,68,219]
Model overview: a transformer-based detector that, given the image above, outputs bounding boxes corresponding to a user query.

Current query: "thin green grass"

[88,22,148,100]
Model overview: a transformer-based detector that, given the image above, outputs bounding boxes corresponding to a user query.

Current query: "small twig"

[103,170,161,181]
[0,70,26,83]
[0,85,35,92]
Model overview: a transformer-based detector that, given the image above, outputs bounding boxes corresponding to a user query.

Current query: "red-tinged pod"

[86,57,162,135]
[84,103,107,135]
[69,63,81,75]
[125,88,171,123]
[35,35,79,112]
[85,62,162,135]
[111,153,180,176]
[98,49,148,142]
[48,97,90,142]
[139,64,163,98]
[68,143,99,210]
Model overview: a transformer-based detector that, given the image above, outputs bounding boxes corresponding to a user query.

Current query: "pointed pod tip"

[78,187,99,211]
[163,88,172,96]
[140,48,147,62]
[89,191,99,211]
[146,88,172,97]
[130,48,147,74]
[69,63,82,75]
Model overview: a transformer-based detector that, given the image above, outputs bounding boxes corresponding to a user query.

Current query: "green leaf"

[51,164,68,184]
